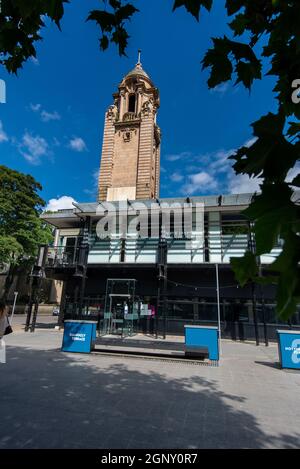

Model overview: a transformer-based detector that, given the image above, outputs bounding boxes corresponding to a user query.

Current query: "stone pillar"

[154,142,160,198]
[98,106,116,201]
[136,105,155,199]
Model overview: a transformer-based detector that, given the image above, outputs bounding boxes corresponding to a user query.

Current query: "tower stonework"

[98,57,161,201]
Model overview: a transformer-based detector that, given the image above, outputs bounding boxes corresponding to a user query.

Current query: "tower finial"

[137,49,142,66]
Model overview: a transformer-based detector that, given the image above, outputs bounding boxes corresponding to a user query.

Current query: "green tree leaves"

[230,110,300,318]
[230,184,300,319]
[202,37,233,87]
[0,165,53,268]
[245,184,299,254]
[287,122,300,140]
[225,1,244,16]
[0,0,68,73]
[231,251,258,287]
[231,113,299,181]
[0,236,23,265]
[87,2,139,56]
[173,0,213,21]
[202,36,262,90]
[204,2,300,319]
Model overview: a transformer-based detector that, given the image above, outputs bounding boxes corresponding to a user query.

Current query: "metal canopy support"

[157,237,168,340]
[25,245,48,333]
[251,282,260,346]
[57,281,67,329]
[258,263,268,347]
[248,220,259,346]
[76,216,91,318]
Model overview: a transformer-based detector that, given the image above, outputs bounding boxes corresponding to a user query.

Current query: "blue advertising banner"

[62,321,98,354]
[277,330,300,370]
[185,325,219,361]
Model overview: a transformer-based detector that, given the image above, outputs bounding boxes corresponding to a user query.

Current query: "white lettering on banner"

[69,333,86,342]
[95,200,204,250]
[291,79,300,104]
[291,339,300,364]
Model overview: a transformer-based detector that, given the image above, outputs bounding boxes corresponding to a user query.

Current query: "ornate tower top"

[122,49,150,81]
[98,54,161,202]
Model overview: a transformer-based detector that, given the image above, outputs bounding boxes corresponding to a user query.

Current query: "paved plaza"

[0,329,299,449]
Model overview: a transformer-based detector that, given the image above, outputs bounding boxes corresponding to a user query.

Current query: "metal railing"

[46,246,81,267]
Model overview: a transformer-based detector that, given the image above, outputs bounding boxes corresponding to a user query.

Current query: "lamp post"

[10,291,18,325]
[215,263,222,356]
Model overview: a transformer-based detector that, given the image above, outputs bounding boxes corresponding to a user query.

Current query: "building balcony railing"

[123,112,138,122]
[42,230,282,269]
[46,246,81,268]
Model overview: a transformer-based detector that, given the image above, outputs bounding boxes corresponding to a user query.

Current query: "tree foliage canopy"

[0,0,299,318]
[0,165,53,266]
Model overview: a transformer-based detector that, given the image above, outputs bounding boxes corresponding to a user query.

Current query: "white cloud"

[182,171,218,195]
[30,103,61,123]
[45,196,77,212]
[0,121,8,143]
[172,134,295,196]
[30,57,39,66]
[210,82,230,95]
[170,137,263,196]
[244,137,258,148]
[165,151,192,162]
[228,174,262,194]
[208,149,234,173]
[68,137,87,152]
[41,110,61,122]
[30,103,41,112]
[19,132,48,165]
[170,172,184,182]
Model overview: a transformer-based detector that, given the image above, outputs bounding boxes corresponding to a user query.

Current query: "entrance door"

[100,278,139,338]
[101,294,138,337]
[110,295,128,336]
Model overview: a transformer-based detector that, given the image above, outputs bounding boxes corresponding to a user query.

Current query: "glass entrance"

[100,279,139,337]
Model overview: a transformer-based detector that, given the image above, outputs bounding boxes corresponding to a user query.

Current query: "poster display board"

[185,325,219,361]
[62,320,98,354]
[277,330,300,370]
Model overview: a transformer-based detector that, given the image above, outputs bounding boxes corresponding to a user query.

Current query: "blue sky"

[0,0,279,210]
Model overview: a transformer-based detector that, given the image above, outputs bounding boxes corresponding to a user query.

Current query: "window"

[221,213,249,235]
[128,94,136,113]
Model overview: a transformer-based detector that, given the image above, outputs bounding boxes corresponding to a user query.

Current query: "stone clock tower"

[98,52,161,201]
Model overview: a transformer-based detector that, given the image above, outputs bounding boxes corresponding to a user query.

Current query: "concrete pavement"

[0,330,299,449]
[9,314,58,332]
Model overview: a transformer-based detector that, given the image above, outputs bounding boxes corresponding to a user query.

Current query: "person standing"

[0,300,8,364]
[0,300,10,339]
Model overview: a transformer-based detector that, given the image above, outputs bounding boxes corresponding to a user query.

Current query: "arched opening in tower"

[128,94,136,114]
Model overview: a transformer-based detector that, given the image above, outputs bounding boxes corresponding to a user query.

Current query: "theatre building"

[39,57,300,342]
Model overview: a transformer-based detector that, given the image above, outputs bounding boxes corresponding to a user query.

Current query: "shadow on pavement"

[254,361,281,370]
[0,345,299,449]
